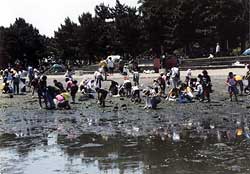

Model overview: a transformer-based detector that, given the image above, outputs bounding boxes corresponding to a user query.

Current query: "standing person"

[201,70,211,102]
[107,57,114,75]
[27,66,34,86]
[170,66,180,88]
[12,71,20,95]
[65,68,73,80]
[95,87,108,107]
[245,65,250,94]
[157,73,166,95]
[38,75,48,108]
[99,58,108,80]
[31,77,39,97]
[225,72,238,102]
[70,80,79,104]
[94,71,103,88]
[215,43,220,57]
[118,59,125,74]
[19,70,26,93]
[132,62,140,86]
[185,69,192,86]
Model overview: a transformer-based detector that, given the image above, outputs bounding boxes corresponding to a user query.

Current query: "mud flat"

[1,68,250,174]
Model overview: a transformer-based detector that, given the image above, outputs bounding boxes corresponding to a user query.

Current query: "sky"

[0,0,138,37]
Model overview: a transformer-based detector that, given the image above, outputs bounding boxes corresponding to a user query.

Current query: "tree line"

[0,0,249,67]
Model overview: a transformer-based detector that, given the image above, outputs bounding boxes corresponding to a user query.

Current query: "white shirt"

[216,44,220,53]
[107,59,114,68]
[171,67,179,78]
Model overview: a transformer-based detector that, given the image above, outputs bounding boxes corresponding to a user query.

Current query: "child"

[70,80,79,104]
[96,87,108,107]
[225,72,238,102]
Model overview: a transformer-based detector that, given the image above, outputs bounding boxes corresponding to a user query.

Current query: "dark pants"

[13,82,19,94]
[38,89,48,108]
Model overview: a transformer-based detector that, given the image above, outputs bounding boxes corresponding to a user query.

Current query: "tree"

[54,17,79,63]
[3,18,43,66]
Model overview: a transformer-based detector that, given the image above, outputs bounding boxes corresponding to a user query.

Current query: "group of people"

[2,61,250,111]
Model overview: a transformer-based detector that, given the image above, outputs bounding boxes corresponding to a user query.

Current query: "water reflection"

[1,130,250,174]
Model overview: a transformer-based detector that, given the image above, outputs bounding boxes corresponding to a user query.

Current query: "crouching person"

[54,91,71,110]
[143,89,161,109]
[95,87,108,107]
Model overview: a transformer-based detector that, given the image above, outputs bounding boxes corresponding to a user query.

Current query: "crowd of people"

[1,60,250,110]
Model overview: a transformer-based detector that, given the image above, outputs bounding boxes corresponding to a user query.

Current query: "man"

[170,66,179,88]
[215,43,220,57]
[38,75,48,108]
[95,87,108,107]
[53,80,64,91]
[107,57,114,75]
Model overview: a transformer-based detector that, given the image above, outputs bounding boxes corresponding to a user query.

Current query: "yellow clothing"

[235,75,243,81]
[61,92,70,101]
[99,60,107,68]
[186,87,192,93]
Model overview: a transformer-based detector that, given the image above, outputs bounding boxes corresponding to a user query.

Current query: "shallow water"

[1,130,250,174]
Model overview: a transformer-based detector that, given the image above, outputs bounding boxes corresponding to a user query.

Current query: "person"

[225,72,238,102]
[194,81,203,101]
[107,57,114,75]
[99,58,108,80]
[95,87,108,107]
[94,71,103,88]
[123,78,132,97]
[53,80,64,92]
[179,83,193,103]
[152,79,160,94]
[70,80,79,103]
[201,70,211,102]
[131,85,141,103]
[2,78,13,97]
[234,74,243,95]
[185,69,192,86]
[19,70,27,93]
[118,59,125,74]
[143,88,161,109]
[38,75,48,108]
[65,78,73,92]
[245,65,250,94]
[132,71,140,86]
[109,80,119,96]
[65,68,73,80]
[27,66,34,86]
[170,66,179,88]
[215,43,220,57]
[12,71,20,95]
[157,73,166,95]
[54,91,71,110]
[29,77,38,96]
[166,88,179,101]
[47,85,60,109]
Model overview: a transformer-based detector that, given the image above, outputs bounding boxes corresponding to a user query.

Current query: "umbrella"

[242,48,250,56]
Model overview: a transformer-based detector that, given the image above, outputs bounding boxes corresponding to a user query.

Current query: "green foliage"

[0,0,250,67]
